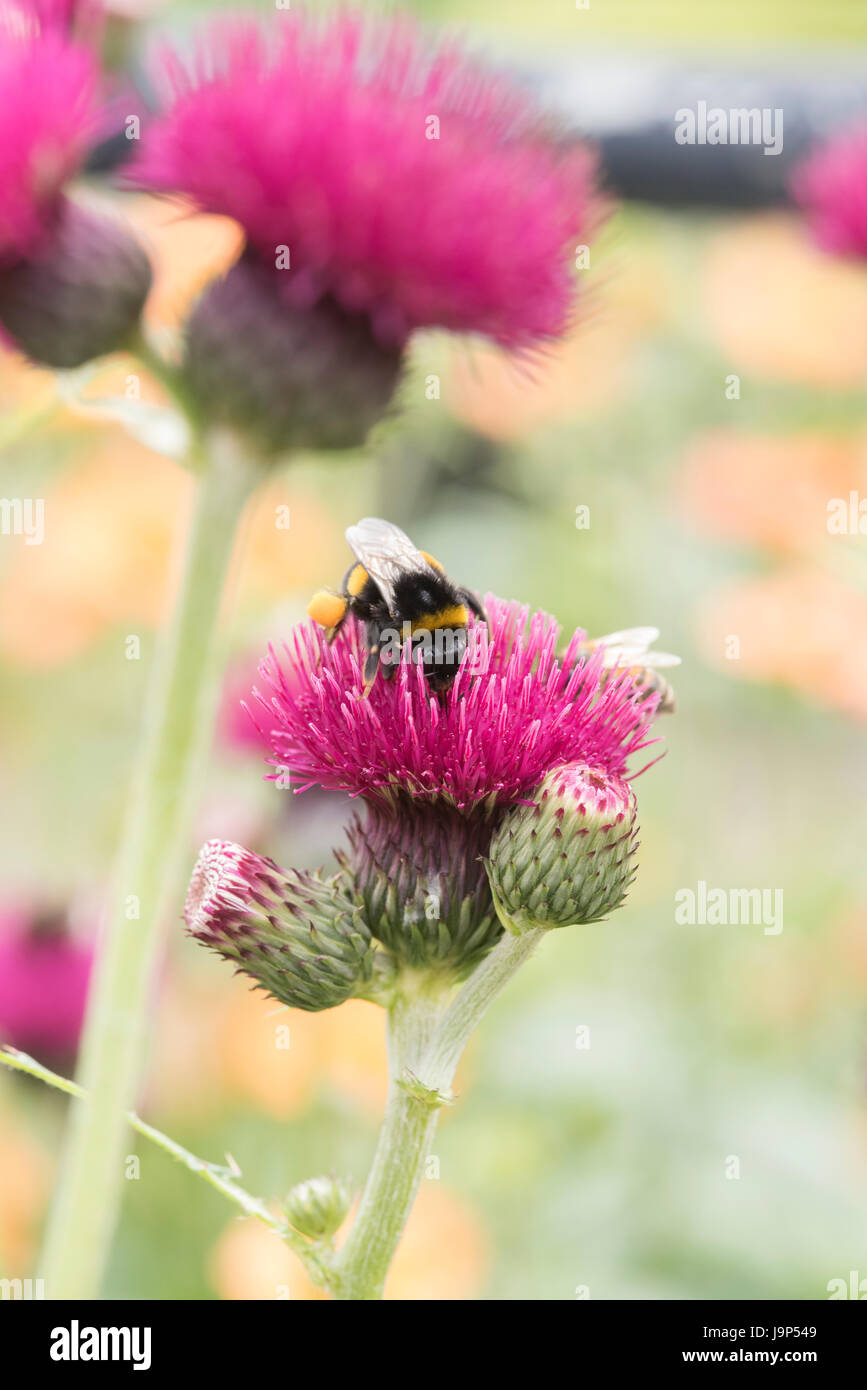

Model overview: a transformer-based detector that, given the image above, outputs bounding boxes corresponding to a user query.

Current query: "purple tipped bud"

[184,839,394,1012]
[486,763,639,933]
[183,255,405,455]
[0,199,151,369]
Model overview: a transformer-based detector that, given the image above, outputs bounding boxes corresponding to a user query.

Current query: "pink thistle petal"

[131,10,602,349]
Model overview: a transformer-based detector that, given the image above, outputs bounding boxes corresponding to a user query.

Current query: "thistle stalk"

[334,932,545,1300]
[42,429,258,1299]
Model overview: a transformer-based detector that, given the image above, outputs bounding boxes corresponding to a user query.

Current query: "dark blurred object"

[532,53,867,208]
[377,425,528,525]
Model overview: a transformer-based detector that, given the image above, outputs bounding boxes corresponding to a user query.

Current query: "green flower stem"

[423,927,545,1093]
[1,1049,331,1287]
[334,931,545,1300]
[42,431,259,1299]
[333,983,451,1300]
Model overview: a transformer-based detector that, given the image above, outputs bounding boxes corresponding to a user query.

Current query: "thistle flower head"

[486,762,639,933]
[132,10,600,350]
[252,596,656,812]
[0,23,98,266]
[184,839,393,1012]
[791,123,867,261]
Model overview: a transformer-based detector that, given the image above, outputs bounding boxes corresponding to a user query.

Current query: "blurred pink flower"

[132,10,600,348]
[0,23,98,265]
[216,655,272,757]
[0,907,93,1058]
[792,123,867,261]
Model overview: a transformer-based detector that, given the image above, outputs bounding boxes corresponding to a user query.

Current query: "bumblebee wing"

[641,650,681,669]
[595,626,660,651]
[593,628,681,671]
[345,517,434,617]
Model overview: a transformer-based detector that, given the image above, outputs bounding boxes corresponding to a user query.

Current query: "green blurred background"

[1,0,866,1299]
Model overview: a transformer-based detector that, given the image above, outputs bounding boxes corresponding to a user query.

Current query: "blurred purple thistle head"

[0,905,94,1060]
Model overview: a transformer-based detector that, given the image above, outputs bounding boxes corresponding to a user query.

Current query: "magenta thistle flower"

[239,596,659,974]
[0,17,152,365]
[0,25,97,266]
[0,906,93,1059]
[132,10,600,350]
[791,123,867,261]
[252,596,656,811]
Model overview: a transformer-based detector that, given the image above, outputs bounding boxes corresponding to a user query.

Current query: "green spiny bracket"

[396,1069,455,1108]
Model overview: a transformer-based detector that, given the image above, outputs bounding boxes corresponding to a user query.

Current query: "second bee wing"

[345,517,435,617]
[591,626,681,671]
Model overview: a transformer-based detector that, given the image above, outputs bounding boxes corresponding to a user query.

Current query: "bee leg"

[459,588,487,624]
[362,645,381,698]
[325,611,349,644]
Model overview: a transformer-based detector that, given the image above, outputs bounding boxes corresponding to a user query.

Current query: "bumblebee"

[576,626,680,713]
[307,517,487,694]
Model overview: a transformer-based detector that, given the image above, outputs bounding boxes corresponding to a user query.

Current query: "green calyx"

[485,764,639,934]
[340,799,503,977]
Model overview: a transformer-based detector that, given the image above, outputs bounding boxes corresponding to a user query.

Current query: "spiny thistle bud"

[341,800,502,977]
[182,256,404,455]
[284,1175,352,1241]
[486,763,639,934]
[184,840,394,1012]
[0,199,151,369]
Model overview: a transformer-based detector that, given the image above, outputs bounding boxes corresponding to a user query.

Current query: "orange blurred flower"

[679,430,867,556]
[123,197,241,337]
[215,981,319,1121]
[208,1182,488,1301]
[703,213,867,388]
[316,1000,389,1116]
[0,437,343,668]
[696,566,867,719]
[448,242,668,440]
[209,1215,316,1301]
[381,1183,488,1300]
[0,438,191,666]
[0,1121,52,1273]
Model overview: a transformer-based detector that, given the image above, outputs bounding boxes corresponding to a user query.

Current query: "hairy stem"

[42,431,258,1299]
[333,931,545,1300]
[1,1048,332,1284]
[333,985,450,1300]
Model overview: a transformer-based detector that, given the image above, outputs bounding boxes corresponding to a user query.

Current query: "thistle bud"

[0,199,151,369]
[342,799,502,976]
[182,255,404,455]
[486,763,638,934]
[284,1175,352,1241]
[184,840,393,1012]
